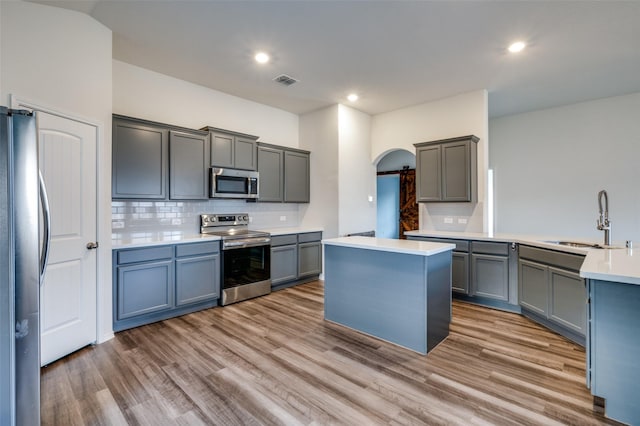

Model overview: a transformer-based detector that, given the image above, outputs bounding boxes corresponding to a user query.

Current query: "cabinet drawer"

[471,241,509,256]
[271,234,298,247]
[176,241,220,257]
[519,245,584,271]
[117,246,173,265]
[407,236,469,252]
[298,232,322,243]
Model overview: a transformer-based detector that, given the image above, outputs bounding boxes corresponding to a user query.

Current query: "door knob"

[86,242,99,250]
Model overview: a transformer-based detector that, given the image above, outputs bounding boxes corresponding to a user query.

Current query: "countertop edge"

[322,236,455,257]
[405,230,639,285]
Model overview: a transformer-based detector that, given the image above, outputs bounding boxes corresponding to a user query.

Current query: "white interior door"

[38,111,97,366]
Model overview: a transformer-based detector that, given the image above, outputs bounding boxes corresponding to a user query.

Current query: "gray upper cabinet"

[257,145,284,202]
[169,130,210,200]
[202,127,258,171]
[210,131,234,168]
[414,135,478,203]
[416,145,441,201]
[235,136,258,170]
[284,150,310,203]
[112,116,168,199]
[257,142,310,203]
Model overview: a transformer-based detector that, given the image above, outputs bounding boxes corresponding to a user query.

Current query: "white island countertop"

[405,230,640,285]
[322,236,455,256]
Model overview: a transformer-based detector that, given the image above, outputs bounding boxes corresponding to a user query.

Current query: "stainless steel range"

[201,213,271,305]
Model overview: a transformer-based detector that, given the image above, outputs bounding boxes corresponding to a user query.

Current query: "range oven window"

[215,175,248,194]
[222,245,271,288]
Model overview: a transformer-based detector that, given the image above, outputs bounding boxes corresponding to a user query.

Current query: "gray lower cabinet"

[452,252,469,294]
[117,259,174,320]
[113,241,220,331]
[203,128,258,171]
[471,253,509,301]
[549,267,586,335]
[299,241,322,277]
[271,234,299,285]
[519,259,548,316]
[407,236,517,309]
[406,236,469,294]
[518,245,586,343]
[414,135,479,203]
[169,130,210,200]
[175,242,220,306]
[112,116,168,199]
[270,231,322,289]
[257,142,310,203]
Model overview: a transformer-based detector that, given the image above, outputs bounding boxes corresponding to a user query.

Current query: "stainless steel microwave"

[210,168,259,199]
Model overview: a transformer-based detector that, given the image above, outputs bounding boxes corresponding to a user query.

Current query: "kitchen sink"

[542,240,624,249]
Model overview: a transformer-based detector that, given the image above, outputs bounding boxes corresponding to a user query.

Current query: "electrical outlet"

[458,218,468,224]
[444,217,454,224]
[172,218,182,225]
[279,215,287,222]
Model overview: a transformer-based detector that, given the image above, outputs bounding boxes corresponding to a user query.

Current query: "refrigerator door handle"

[39,170,51,281]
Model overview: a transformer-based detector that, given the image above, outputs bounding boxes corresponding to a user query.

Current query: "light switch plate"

[444,217,454,224]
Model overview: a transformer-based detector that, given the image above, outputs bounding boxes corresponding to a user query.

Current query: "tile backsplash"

[112,199,300,236]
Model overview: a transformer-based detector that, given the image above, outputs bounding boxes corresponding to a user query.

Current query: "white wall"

[113,60,299,148]
[338,105,376,235]
[299,105,340,238]
[490,92,640,243]
[0,0,113,343]
[372,90,489,232]
[377,149,415,172]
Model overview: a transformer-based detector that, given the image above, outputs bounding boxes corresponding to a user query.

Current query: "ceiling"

[30,1,640,117]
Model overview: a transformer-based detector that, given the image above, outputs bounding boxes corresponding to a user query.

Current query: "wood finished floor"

[41,281,621,425]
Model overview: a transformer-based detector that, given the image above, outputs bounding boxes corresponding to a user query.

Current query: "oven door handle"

[223,238,271,250]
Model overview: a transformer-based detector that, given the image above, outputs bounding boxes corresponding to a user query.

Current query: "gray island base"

[322,237,455,355]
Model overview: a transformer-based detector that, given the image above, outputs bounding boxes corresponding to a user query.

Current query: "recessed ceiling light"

[347,93,359,102]
[255,52,270,64]
[508,41,526,53]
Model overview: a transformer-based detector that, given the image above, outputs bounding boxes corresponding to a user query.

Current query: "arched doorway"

[375,149,418,239]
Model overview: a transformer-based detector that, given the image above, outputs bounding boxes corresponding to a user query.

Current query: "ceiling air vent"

[273,74,299,87]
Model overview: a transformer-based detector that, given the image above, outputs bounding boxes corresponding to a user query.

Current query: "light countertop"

[256,227,323,236]
[322,236,455,257]
[112,226,323,249]
[405,230,639,285]
[112,232,221,249]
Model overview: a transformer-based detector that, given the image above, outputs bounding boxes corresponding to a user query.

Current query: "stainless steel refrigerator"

[1,106,49,425]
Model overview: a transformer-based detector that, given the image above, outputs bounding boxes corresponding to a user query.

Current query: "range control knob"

[243,215,249,221]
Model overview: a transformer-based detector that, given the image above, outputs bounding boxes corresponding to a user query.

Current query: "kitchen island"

[322,237,455,354]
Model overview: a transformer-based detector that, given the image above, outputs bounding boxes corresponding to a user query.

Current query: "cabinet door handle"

[86,242,99,250]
